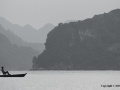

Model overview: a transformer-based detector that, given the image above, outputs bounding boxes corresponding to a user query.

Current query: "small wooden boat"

[0,73,27,77]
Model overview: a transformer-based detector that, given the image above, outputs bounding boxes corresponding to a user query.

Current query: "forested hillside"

[33,9,120,70]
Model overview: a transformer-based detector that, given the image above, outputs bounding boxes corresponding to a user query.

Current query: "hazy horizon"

[0,0,120,29]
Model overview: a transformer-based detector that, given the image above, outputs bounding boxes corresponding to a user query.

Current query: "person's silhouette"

[1,66,10,75]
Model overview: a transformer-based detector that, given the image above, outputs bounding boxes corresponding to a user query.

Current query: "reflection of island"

[32,9,120,70]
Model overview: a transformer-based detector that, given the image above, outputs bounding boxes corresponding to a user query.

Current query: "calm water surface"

[0,71,120,90]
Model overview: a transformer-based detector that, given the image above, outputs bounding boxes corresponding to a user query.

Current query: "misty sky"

[0,0,120,29]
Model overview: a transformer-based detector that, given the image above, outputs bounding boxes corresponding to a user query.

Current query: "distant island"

[0,17,55,43]
[32,9,120,70]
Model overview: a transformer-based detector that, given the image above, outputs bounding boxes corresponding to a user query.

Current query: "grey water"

[0,71,120,90]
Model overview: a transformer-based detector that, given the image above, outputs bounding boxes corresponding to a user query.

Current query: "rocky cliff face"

[33,9,120,70]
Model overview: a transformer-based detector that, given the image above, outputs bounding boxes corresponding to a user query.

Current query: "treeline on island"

[32,9,120,70]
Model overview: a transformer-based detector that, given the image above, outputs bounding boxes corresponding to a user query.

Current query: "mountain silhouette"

[0,25,44,53]
[0,17,55,43]
[0,32,39,70]
[38,23,56,43]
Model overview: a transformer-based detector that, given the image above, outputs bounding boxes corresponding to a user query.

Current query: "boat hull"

[0,73,27,77]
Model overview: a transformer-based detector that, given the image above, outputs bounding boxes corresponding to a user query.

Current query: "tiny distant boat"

[0,73,27,77]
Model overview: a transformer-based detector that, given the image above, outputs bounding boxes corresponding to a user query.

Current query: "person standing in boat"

[1,66,11,75]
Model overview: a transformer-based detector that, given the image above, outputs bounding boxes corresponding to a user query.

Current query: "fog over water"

[0,71,120,90]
